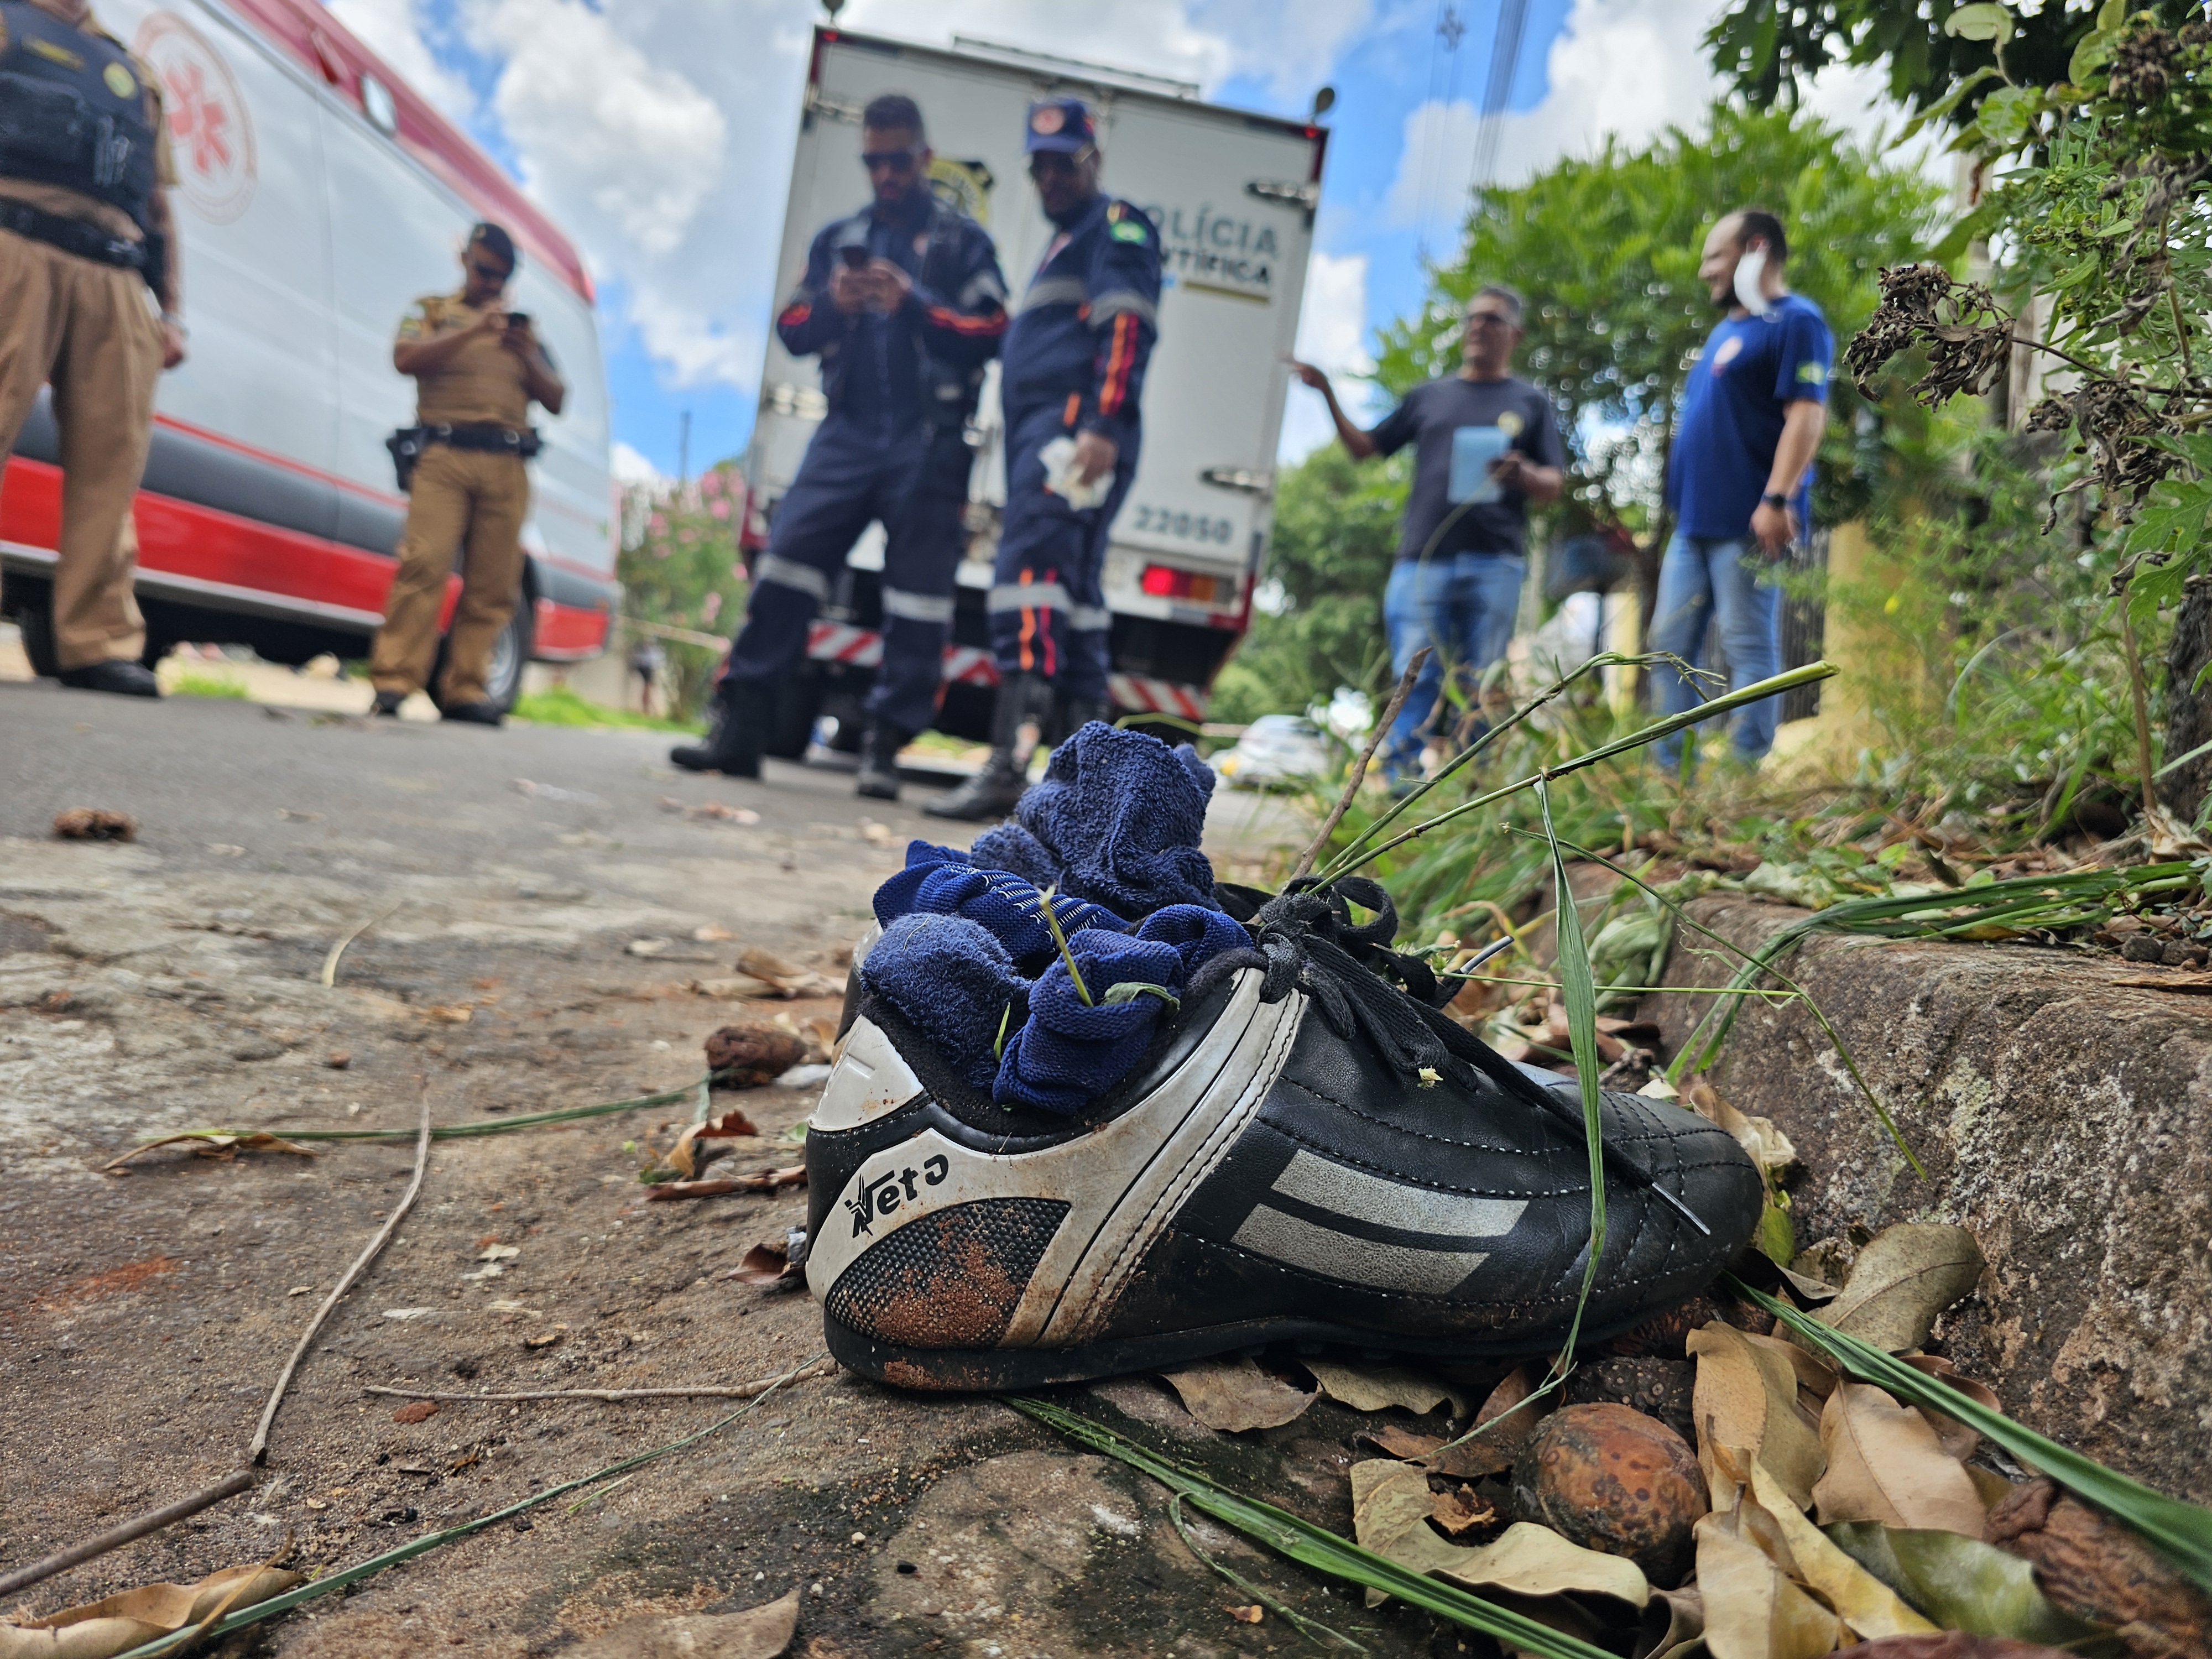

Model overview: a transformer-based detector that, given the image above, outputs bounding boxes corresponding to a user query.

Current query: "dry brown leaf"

[1687,1079,1799,1175]
[669,1108,763,1178]
[1900,1353,2001,1462]
[1160,1356,1315,1432]
[1637,1585,1705,1659]
[1428,1487,1498,1539]
[1717,1446,1940,1642]
[1224,1605,1264,1624]
[0,1564,302,1659]
[1353,1423,1445,1462]
[644,1165,805,1202]
[693,974,789,1001]
[391,1399,439,1425]
[735,1240,799,1287]
[1819,1224,1985,1353]
[422,1004,473,1024]
[1305,1359,1467,1418]
[1687,1321,1824,1510]
[102,1131,319,1172]
[1694,1505,1848,1659]
[735,946,841,998]
[50,807,137,843]
[1349,1459,1648,1610]
[1813,1383,1986,1536]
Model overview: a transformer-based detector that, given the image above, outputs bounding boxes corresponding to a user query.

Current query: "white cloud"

[610,440,664,486]
[326,0,473,122]
[1386,97,1483,228]
[1281,250,1372,461]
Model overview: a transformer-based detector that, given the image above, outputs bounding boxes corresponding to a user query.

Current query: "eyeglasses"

[861,148,921,174]
[466,258,512,282]
[1464,311,1517,330]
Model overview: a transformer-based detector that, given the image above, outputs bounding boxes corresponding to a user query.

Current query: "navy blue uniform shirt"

[1666,292,1832,541]
[776,191,1008,432]
[1001,194,1161,451]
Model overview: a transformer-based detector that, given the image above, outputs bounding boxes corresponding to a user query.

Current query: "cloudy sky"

[323,0,1904,479]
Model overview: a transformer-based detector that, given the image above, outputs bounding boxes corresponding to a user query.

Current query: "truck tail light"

[1140,565,1226,604]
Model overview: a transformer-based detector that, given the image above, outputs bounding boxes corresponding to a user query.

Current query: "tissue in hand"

[1040,436,1113,511]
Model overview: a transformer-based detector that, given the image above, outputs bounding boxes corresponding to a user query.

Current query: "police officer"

[368,223,565,725]
[672,93,1008,799]
[926,98,1160,822]
[0,0,186,697]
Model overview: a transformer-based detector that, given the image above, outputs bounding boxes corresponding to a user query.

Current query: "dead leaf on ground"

[1637,1585,1705,1659]
[1159,1356,1315,1432]
[0,1564,303,1659]
[734,946,841,998]
[422,1004,473,1024]
[735,1239,803,1287]
[1428,1486,1498,1539]
[51,807,137,842]
[523,1327,566,1350]
[1686,1079,1799,1175]
[1425,1362,1556,1478]
[1827,1522,2116,1650]
[1303,1359,1467,1418]
[1223,1605,1264,1625]
[1819,1223,1986,1353]
[704,1023,807,1089]
[693,975,790,1000]
[1694,1501,1849,1659]
[643,1165,805,1203]
[670,1106,764,1176]
[1352,1423,1444,1462]
[1901,1354,2001,1462]
[565,1588,800,1659]
[392,1400,438,1424]
[1813,1383,1987,1536]
[1687,1321,1824,1511]
[1350,1459,1649,1610]
[102,1130,320,1172]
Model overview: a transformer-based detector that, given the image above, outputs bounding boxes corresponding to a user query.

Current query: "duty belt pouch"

[386,426,428,492]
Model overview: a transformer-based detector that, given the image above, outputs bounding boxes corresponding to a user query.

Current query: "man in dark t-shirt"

[1293,285,1563,784]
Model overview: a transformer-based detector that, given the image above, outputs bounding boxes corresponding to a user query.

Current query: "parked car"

[1214,713,1333,788]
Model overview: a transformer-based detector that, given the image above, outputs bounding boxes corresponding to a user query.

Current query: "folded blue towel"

[859,913,1025,1092]
[970,721,1219,916]
[995,929,1187,1114]
[875,841,1128,974]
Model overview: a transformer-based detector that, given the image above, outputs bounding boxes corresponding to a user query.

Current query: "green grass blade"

[112,1354,829,1658]
[1725,1278,2212,1600]
[1535,778,1608,1361]
[1327,662,1838,881]
[1009,1397,1620,1659]
[134,1075,726,1146]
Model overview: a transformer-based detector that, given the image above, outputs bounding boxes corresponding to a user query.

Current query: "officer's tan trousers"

[370,445,530,705]
[0,227,163,670]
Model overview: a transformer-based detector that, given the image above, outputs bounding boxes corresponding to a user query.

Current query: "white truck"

[745,25,1328,753]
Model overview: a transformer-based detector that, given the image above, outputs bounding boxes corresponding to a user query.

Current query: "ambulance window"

[361,73,397,135]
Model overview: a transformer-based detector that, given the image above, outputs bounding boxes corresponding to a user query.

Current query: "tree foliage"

[615,463,747,717]
[1370,102,1944,531]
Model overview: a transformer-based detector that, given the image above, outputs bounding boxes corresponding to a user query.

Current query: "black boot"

[671,680,769,778]
[854,716,908,801]
[924,676,1042,821]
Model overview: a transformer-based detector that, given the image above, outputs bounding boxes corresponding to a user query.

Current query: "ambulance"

[747,26,1327,751]
[0,0,615,711]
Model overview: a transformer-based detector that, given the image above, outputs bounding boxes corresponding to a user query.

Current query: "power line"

[1470,0,1532,191]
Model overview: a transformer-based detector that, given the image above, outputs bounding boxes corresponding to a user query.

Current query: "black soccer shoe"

[803,881,1763,1391]
[58,660,161,698]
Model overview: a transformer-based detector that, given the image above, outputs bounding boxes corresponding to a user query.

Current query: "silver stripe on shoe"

[1229,1206,1491,1296]
[756,554,829,601]
[882,588,956,624]
[1269,1151,1526,1240]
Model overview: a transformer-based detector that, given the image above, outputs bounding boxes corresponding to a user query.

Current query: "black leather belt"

[0,198,145,270]
[423,422,540,457]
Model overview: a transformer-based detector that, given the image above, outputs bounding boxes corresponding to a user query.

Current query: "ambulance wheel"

[430,601,534,718]
[15,596,60,680]
[764,671,822,760]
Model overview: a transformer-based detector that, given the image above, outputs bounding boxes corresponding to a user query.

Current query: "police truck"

[747,25,1328,752]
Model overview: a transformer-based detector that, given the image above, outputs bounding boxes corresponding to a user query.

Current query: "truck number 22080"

[1130,504,1235,544]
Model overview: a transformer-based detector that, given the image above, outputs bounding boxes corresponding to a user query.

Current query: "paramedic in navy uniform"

[671,92,1008,800]
[926,97,1161,822]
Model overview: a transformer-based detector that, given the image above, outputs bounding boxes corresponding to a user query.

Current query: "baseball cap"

[1024,97,1097,156]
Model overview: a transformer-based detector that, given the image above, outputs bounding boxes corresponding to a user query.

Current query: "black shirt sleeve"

[1368,384,1422,457]
[1524,389,1565,471]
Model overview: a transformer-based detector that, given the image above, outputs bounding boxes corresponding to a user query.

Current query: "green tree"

[1371,101,1944,533]
[617,462,748,717]
[1212,446,1408,723]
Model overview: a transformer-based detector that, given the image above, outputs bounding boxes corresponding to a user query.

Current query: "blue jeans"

[1650,534,1783,770]
[1381,552,1526,780]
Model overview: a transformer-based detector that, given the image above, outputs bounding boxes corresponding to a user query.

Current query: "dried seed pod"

[1986,1479,2211,1659]
[1510,1402,1707,1587]
[704,1022,808,1088]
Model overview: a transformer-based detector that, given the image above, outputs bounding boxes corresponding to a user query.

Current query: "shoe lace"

[1252,877,1707,1231]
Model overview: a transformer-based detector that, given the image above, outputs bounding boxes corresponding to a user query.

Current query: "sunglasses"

[1464,311,1517,330]
[466,258,512,282]
[861,148,921,174]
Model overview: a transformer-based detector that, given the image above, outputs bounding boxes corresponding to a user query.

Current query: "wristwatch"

[1760,491,1789,509]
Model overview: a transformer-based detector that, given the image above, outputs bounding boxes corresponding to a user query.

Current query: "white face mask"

[1734,246,1772,317]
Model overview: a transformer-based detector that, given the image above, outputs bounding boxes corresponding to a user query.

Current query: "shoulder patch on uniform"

[103,61,137,98]
[1797,361,1828,385]
[1109,217,1149,244]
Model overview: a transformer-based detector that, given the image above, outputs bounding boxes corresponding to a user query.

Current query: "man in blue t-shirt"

[1653,207,1832,770]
